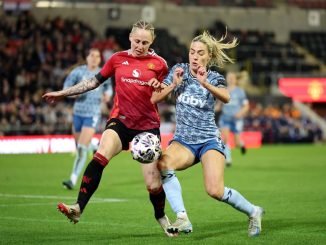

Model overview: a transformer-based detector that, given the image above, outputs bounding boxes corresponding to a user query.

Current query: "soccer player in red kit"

[43,20,174,237]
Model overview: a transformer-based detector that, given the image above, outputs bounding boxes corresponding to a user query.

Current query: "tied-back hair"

[131,20,156,40]
[192,30,238,68]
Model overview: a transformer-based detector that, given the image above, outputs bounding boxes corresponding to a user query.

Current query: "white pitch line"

[1,216,110,225]
[1,216,152,229]
[0,193,127,203]
[0,202,55,207]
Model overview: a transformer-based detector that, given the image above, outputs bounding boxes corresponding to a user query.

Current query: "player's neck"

[88,65,98,72]
[228,85,236,91]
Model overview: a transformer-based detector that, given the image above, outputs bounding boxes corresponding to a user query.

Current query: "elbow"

[150,96,160,104]
[150,98,157,104]
[92,78,101,90]
[93,82,100,90]
[222,94,231,104]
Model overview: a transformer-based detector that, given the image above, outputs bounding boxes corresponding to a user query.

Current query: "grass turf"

[0,144,325,244]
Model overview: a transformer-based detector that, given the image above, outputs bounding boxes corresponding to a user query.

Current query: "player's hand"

[148,78,164,92]
[172,67,184,87]
[42,91,65,104]
[196,66,208,86]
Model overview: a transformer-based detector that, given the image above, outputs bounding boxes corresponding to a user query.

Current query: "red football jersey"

[98,49,168,130]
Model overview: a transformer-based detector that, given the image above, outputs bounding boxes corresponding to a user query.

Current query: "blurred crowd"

[0,12,117,136]
[244,103,323,143]
[0,12,323,143]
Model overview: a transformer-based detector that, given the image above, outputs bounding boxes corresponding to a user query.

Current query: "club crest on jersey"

[132,69,141,78]
[147,63,155,69]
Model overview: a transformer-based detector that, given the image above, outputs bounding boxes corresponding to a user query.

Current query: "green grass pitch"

[0,144,325,244]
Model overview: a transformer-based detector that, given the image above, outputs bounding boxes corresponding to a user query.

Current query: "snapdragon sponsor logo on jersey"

[121,69,150,86]
[132,69,141,78]
[177,94,206,108]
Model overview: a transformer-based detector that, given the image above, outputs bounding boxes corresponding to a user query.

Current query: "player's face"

[87,50,101,69]
[129,29,153,57]
[189,41,211,73]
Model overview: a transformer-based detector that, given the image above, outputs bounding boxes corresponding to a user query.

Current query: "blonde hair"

[130,20,155,40]
[192,30,238,68]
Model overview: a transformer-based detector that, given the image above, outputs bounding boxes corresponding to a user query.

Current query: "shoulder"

[237,87,247,96]
[107,50,130,62]
[207,70,224,80]
[102,51,128,68]
[171,63,189,71]
[148,49,168,68]
[109,50,126,60]
[207,70,226,87]
[69,65,86,75]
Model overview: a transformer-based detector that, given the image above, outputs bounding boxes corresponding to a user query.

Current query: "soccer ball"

[131,132,162,163]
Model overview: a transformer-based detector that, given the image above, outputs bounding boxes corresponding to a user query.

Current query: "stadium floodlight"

[35,0,114,8]
[35,1,72,8]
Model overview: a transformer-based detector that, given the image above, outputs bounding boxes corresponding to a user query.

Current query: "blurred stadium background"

[0,0,326,244]
[1,0,326,149]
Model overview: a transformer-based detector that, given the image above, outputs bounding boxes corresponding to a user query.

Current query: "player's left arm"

[150,82,175,104]
[150,67,183,104]
[196,66,230,103]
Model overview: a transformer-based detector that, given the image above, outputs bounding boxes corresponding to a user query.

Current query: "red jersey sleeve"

[157,59,168,82]
[98,52,118,81]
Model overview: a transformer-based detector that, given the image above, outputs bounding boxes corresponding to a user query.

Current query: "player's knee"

[147,184,162,194]
[206,185,224,200]
[157,156,171,171]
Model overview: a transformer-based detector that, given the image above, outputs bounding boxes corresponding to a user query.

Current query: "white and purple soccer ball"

[131,132,162,163]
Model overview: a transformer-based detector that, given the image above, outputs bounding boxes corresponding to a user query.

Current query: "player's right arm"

[44,53,116,104]
[63,66,83,99]
[42,77,100,104]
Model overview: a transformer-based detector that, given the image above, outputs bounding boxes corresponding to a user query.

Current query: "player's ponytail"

[192,30,238,68]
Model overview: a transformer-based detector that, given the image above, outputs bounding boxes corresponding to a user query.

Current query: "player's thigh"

[78,127,96,146]
[159,141,195,171]
[201,150,225,197]
[97,129,122,161]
